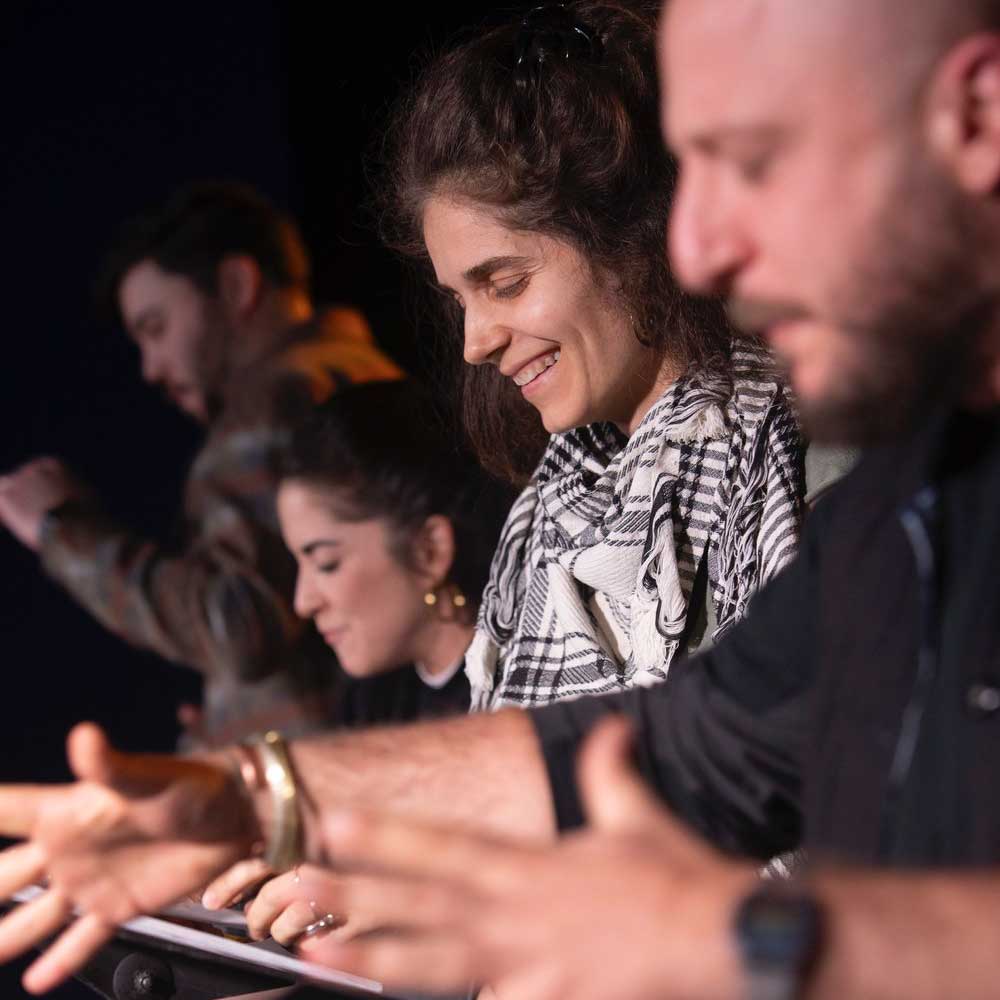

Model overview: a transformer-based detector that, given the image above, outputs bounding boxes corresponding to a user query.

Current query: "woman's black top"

[330,661,470,729]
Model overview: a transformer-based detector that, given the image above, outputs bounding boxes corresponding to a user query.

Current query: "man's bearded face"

[662,0,993,445]
[725,154,987,443]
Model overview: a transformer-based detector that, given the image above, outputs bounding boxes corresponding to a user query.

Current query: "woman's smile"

[510,349,560,390]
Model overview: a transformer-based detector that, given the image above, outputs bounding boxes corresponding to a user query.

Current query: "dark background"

[1,2,502,995]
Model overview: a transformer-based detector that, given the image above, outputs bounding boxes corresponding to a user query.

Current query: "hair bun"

[514,3,604,83]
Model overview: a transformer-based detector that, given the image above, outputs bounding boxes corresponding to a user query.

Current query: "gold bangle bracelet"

[241,730,303,871]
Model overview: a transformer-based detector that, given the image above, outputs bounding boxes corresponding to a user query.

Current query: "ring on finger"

[302,912,341,937]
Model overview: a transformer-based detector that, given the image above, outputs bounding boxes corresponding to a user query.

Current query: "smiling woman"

[421,197,664,435]
[380,0,809,709]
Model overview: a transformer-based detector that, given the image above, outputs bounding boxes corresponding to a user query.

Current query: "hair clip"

[514,3,604,81]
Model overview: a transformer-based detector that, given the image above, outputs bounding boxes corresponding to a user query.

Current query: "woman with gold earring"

[274,379,511,723]
[200,379,513,937]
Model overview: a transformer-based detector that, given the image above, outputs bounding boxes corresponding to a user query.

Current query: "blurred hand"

[0,724,259,994]
[305,717,755,1000]
[0,457,86,551]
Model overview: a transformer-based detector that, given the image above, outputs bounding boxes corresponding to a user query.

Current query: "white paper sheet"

[12,887,384,996]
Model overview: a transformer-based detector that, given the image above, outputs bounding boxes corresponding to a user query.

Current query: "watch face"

[735,889,823,968]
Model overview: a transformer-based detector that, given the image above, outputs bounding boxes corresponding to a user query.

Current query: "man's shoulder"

[275,306,403,388]
[216,307,404,435]
[802,412,972,558]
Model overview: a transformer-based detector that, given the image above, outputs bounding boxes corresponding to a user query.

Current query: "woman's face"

[277,480,431,678]
[422,195,665,434]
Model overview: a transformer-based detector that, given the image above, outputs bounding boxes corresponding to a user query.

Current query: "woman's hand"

[206,862,382,948]
[0,723,259,994]
[246,865,346,945]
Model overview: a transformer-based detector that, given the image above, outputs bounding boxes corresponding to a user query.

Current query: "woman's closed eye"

[492,275,530,300]
[317,560,341,575]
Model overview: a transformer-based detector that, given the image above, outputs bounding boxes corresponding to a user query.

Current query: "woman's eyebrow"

[300,539,341,556]
[462,255,534,284]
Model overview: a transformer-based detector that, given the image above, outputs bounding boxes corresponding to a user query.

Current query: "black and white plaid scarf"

[466,342,805,709]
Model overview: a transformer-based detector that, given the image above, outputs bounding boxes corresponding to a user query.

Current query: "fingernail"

[23,965,49,996]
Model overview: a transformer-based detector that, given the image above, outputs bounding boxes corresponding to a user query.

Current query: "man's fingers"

[0,787,52,838]
[578,716,711,864]
[22,912,114,995]
[578,717,670,830]
[300,933,485,995]
[0,843,47,900]
[66,723,115,784]
[324,812,519,892]
[68,722,222,798]
[201,858,273,910]
[0,889,72,965]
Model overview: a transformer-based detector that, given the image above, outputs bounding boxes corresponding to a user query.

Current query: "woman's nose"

[463,303,511,366]
[293,571,323,619]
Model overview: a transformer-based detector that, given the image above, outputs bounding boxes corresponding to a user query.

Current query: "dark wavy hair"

[279,380,515,609]
[378,0,731,483]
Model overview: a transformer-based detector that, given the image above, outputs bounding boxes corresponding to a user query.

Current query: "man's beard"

[793,318,978,445]
[191,304,237,424]
[730,156,995,446]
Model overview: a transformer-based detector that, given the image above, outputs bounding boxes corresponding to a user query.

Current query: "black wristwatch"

[732,883,824,1000]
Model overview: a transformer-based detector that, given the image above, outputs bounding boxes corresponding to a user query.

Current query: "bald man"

[2,1,1000,997]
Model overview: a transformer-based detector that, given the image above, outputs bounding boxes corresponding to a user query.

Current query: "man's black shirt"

[531,407,1000,866]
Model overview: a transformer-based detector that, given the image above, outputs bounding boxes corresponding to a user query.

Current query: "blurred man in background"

[0,182,402,745]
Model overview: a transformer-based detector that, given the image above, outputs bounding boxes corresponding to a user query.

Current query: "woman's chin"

[536,402,588,435]
[339,657,392,680]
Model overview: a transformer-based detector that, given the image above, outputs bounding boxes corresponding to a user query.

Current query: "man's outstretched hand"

[0,723,258,993]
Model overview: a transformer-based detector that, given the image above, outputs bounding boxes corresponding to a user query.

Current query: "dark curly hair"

[378,0,731,483]
[280,380,515,610]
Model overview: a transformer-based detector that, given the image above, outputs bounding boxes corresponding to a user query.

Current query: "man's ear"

[412,515,457,589]
[216,255,263,322]
[926,34,1000,193]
